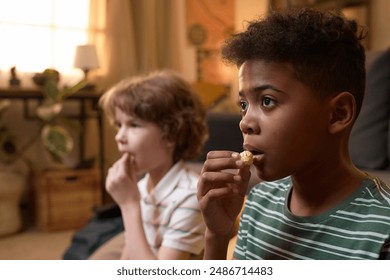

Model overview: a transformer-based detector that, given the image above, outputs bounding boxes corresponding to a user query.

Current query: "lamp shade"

[73,44,100,70]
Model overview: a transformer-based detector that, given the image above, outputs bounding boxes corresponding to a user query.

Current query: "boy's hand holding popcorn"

[197,150,252,259]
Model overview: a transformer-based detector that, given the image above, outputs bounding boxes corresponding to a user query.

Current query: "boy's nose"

[115,127,126,143]
[239,112,260,135]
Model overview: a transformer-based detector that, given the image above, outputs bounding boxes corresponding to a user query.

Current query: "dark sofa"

[350,48,390,185]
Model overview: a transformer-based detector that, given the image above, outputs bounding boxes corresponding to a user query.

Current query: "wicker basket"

[0,171,25,237]
[35,168,101,231]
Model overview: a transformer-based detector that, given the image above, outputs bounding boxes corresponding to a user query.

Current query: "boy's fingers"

[198,174,250,201]
[120,153,135,170]
[202,156,242,173]
[206,150,237,159]
[198,186,235,209]
[198,171,237,196]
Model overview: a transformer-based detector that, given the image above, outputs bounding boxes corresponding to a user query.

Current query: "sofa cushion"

[349,48,390,170]
[197,112,243,161]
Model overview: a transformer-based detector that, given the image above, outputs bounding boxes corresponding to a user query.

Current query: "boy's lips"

[119,149,132,155]
[252,153,264,165]
[243,144,264,163]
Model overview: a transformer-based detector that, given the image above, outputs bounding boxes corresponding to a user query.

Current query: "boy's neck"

[288,158,366,217]
[146,160,175,194]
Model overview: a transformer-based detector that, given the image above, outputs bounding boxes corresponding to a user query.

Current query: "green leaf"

[42,79,60,102]
[41,125,74,162]
[59,80,88,100]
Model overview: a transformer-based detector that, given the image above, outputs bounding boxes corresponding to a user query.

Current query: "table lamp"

[73,44,100,82]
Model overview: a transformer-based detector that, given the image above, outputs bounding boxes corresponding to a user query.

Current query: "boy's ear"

[166,139,176,150]
[328,91,356,134]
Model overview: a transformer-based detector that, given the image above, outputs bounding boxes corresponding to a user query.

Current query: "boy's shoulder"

[246,177,291,206]
[250,177,291,195]
[362,176,390,207]
[247,176,390,210]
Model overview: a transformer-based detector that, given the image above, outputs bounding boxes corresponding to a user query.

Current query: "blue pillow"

[349,49,390,170]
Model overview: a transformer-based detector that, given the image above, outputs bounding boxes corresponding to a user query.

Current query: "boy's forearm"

[203,229,231,260]
[120,203,156,260]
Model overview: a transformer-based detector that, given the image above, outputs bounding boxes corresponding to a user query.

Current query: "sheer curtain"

[87,0,184,175]
[89,0,182,90]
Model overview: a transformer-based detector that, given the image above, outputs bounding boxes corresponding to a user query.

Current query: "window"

[0,0,91,86]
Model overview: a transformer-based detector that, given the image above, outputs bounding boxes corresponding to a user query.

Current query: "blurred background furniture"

[349,48,390,185]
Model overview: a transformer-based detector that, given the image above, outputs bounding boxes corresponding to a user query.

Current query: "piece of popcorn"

[240,150,253,166]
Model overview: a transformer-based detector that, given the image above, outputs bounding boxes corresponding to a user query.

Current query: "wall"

[230,0,269,105]
[178,0,267,83]
[370,0,390,51]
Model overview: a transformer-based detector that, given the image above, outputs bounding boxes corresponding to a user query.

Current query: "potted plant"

[35,69,87,163]
[0,71,87,236]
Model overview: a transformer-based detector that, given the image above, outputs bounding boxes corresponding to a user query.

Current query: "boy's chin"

[255,169,287,182]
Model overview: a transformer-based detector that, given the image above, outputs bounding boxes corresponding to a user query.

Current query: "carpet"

[0,227,74,260]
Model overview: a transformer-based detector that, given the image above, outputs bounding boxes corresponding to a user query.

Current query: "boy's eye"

[239,100,249,112]
[113,121,121,130]
[130,122,139,128]
[262,97,276,108]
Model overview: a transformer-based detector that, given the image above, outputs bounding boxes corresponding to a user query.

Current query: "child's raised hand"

[105,152,138,206]
[197,150,251,237]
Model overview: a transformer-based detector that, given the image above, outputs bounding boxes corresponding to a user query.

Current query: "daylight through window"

[0,0,90,86]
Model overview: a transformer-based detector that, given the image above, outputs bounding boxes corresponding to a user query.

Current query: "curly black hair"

[221,8,367,115]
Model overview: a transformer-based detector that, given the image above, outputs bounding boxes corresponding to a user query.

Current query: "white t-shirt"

[138,161,205,256]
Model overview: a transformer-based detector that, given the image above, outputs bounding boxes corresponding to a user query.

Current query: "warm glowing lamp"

[73,44,100,80]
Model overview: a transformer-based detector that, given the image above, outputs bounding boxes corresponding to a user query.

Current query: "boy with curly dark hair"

[197,8,390,259]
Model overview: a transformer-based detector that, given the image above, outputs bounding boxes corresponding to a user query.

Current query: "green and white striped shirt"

[234,177,390,259]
